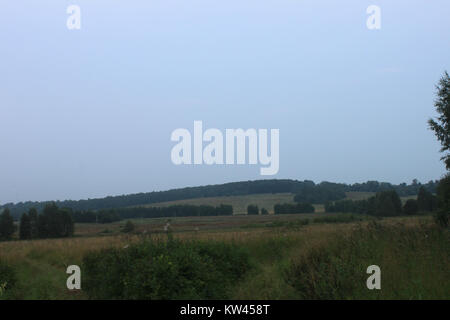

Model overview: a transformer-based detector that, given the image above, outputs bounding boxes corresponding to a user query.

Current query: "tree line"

[1,179,439,219]
[0,203,74,241]
[325,187,438,217]
[293,181,347,204]
[71,204,234,223]
[246,205,269,215]
[274,203,315,214]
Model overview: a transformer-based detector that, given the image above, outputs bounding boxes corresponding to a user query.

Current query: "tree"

[429,71,450,170]
[0,209,16,241]
[37,203,74,238]
[403,199,419,215]
[60,209,75,237]
[28,208,39,238]
[19,213,32,240]
[435,175,450,227]
[373,190,402,217]
[247,205,259,215]
[417,186,437,212]
[261,208,269,215]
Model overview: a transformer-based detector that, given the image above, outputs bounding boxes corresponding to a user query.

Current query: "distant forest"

[1,179,439,219]
[72,204,234,223]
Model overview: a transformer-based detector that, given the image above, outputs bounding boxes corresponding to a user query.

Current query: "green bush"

[82,238,252,299]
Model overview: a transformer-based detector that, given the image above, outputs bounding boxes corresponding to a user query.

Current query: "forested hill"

[0,179,438,218]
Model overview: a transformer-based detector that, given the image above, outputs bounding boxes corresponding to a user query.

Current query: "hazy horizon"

[1,0,449,204]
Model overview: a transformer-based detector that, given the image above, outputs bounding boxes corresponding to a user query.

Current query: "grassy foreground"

[0,215,448,300]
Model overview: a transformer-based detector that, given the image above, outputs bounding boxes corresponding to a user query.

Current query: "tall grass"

[285,221,450,299]
[0,260,16,299]
[0,216,448,300]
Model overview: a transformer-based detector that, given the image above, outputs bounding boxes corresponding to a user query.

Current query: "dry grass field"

[1,211,446,300]
[0,192,443,300]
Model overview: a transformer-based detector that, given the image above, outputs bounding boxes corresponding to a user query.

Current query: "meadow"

[1,204,448,300]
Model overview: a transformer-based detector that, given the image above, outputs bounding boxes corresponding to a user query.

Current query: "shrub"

[261,208,269,215]
[82,239,252,299]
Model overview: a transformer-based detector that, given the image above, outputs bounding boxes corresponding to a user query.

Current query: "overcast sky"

[1,0,449,204]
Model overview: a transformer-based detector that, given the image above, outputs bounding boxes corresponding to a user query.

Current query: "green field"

[0,191,446,300]
[1,210,448,300]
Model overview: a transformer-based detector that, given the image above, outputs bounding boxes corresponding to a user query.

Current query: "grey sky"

[1,0,449,204]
